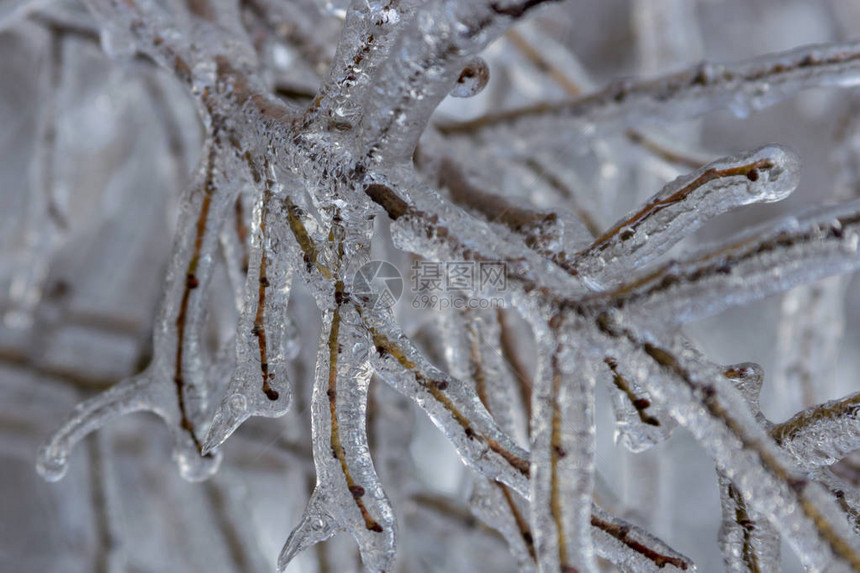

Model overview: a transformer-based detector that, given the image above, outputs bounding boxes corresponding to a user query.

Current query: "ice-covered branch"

[298,0,414,132]
[278,188,695,570]
[24,1,860,571]
[571,145,800,286]
[772,392,860,471]
[279,304,395,573]
[589,504,694,572]
[598,200,860,325]
[774,107,860,411]
[440,41,860,137]
[436,308,535,568]
[592,321,860,571]
[528,313,596,573]
[37,134,244,481]
[717,363,780,572]
[364,177,587,302]
[204,162,296,452]
[359,0,562,162]
[717,475,780,573]
[602,354,676,452]
[364,309,532,494]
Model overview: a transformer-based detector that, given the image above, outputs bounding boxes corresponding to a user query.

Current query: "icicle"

[37,141,239,482]
[204,167,294,453]
[279,305,395,573]
[718,362,780,572]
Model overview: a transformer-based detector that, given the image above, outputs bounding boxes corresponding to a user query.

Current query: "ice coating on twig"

[25,0,860,570]
[203,165,294,453]
[437,306,524,442]
[593,323,860,571]
[717,473,781,573]
[364,307,531,497]
[813,467,860,535]
[279,306,395,573]
[435,307,534,566]
[723,362,766,422]
[466,311,526,443]
[774,276,848,411]
[605,200,860,324]
[37,141,238,482]
[440,40,860,137]
[301,0,413,133]
[436,154,567,265]
[590,504,695,573]
[359,0,561,163]
[528,315,597,573]
[602,354,676,452]
[377,174,587,301]
[218,192,252,309]
[469,478,537,572]
[375,301,694,571]
[718,363,780,572]
[572,145,800,286]
[772,392,860,471]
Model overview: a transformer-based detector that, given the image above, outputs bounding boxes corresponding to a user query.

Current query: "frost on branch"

[4,0,860,572]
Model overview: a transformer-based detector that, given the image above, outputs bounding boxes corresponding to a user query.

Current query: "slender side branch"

[439,41,860,136]
[597,201,860,325]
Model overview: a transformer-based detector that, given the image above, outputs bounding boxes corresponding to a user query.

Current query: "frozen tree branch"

[17,1,860,571]
[439,40,860,136]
